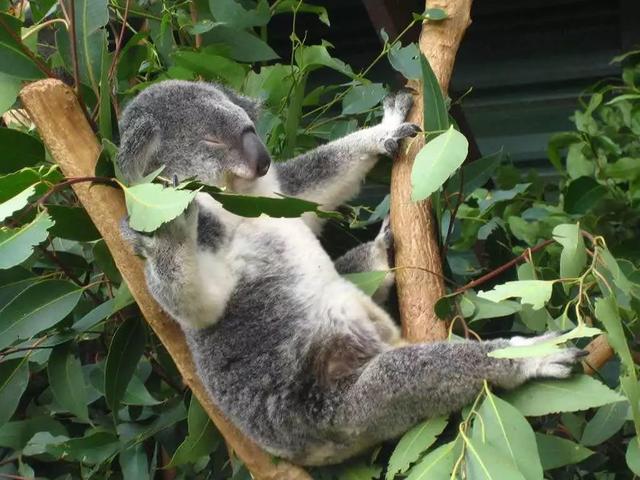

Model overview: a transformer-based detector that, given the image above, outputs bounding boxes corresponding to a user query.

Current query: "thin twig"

[442,168,464,261]
[108,0,131,80]
[453,239,555,295]
[0,16,55,77]
[66,0,81,95]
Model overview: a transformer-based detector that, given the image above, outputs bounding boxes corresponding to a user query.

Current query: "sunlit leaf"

[342,83,386,115]
[386,416,448,479]
[411,126,469,202]
[478,280,553,310]
[553,223,587,280]
[0,14,45,79]
[388,42,420,81]
[420,53,448,134]
[0,185,35,222]
[504,376,625,416]
[123,183,197,233]
[0,211,54,269]
[473,391,543,480]
[343,271,388,297]
[405,440,459,480]
[464,436,526,480]
[627,437,640,475]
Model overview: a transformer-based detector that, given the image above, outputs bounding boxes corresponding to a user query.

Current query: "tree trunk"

[20,79,311,480]
[391,0,473,342]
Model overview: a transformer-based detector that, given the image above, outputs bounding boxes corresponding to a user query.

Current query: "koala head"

[117,80,271,187]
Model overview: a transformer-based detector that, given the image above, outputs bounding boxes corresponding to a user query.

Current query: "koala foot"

[383,90,414,123]
[510,333,587,380]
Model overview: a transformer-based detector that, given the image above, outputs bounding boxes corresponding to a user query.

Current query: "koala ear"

[219,85,262,122]
[117,116,160,183]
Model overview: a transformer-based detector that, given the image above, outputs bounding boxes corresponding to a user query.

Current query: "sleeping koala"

[118,80,583,466]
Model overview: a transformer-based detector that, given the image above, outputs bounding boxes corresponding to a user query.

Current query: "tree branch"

[391,0,473,342]
[20,79,311,480]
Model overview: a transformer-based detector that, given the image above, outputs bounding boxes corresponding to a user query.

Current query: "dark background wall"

[270,0,639,171]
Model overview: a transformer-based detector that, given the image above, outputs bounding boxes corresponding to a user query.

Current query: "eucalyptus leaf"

[0,185,35,222]
[104,317,146,413]
[123,183,197,233]
[504,376,625,416]
[535,433,593,470]
[478,280,554,310]
[411,126,469,202]
[627,437,640,475]
[420,53,449,134]
[0,128,45,174]
[464,436,526,480]
[386,416,448,479]
[168,396,221,467]
[343,271,388,297]
[405,440,459,480]
[553,223,587,280]
[47,345,89,421]
[472,391,543,480]
[0,358,29,426]
[0,279,83,350]
[342,83,386,115]
[581,401,629,446]
[0,211,54,269]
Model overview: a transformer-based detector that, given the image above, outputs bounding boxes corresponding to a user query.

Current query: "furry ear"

[117,116,160,183]
[219,85,262,123]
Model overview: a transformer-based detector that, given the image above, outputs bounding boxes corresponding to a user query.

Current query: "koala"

[118,80,584,466]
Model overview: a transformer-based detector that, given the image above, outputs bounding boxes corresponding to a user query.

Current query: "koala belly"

[183,216,394,464]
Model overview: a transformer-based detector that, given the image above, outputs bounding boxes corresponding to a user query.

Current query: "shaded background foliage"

[1,0,640,478]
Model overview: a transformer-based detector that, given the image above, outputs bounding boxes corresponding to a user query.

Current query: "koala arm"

[120,200,231,330]
[275,92,419,211]
[335,218,394,304]
[331,337,582,449]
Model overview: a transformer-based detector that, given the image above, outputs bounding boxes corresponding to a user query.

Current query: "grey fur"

[118,80,583,466]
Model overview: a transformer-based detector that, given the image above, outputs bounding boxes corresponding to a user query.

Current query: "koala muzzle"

[241,130,271,177]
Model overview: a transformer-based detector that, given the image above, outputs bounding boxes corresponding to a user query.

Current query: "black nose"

[242,130,271,177]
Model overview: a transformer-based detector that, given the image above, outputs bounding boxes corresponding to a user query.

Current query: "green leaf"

[478,280,553,310]
[465,291,521,322]
[581,401,628,446]
[386,416,448,479]
[0,357,29,426]
[595,296,634,370]
[420,53,449,133]
[104,317,146,413]
[473,391,543,480]
[168,396,221,467]
[43,429,120,465]
[477,183,530,212]
[0,279,83,350]
[209,0,271,29]
[202,25,279,62]
[405,440,459,480]
[274,1,330,25]
[47,344,89,421]
[59,0,108,92]
[603,156,640,181]
[343,271,388,297]
[0,14,45,79]
[0,211,54,269]
[71,299,115,333]
[503,375,625,416]
[553,223,587,280]
[171,51,247,89]
[388,42,420,81]
[342,83,386,115]
[627,437,640,475]
[535,433,593,470]
[564,177,607,215]
[423,8,447,20]
[0,72,21,115]
[464,436,526,480]
[123,183,197,233]
[0,417,66,450]
[120,444,149,480]
[337,463,382,480]
[0,185,36,222]
[48,205,101,241]
[0,128,45,174]
[411,126,469,202]
[295,44,355,78]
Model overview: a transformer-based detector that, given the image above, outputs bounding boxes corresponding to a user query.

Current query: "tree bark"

[391,0,473,342]
[20,79,311,480]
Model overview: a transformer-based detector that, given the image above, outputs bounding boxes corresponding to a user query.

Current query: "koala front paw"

[511,333,587,380]
[381,123,421,155]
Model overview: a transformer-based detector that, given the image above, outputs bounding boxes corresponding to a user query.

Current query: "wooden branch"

[583,334,614,375]
[20,79,311,480]
[391,0,473,342]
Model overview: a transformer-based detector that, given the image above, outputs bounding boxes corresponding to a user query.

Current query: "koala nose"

[241,130,271,178]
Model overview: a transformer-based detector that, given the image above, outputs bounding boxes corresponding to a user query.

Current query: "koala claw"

[384,138,399,155]
[376,215,393,250]
[510,334,585,380]
[383,91,414,124]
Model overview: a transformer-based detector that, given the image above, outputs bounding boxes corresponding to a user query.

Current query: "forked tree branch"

[391,0,473,342]
[20,79,311,480]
